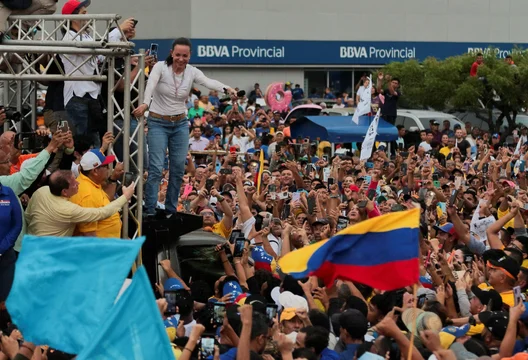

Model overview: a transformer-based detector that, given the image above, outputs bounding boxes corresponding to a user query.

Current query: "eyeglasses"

[200,212,215,217]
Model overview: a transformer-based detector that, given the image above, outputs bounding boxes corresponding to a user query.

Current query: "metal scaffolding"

[1,14,146,239]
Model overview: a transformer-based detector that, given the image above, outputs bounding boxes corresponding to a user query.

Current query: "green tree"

[380,49,528,134]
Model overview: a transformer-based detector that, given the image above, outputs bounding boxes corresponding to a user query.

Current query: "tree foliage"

[381,49,528,134]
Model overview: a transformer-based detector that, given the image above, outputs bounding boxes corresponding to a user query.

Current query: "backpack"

[1,0,32,10]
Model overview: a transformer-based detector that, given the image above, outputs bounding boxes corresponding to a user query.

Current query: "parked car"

[395,109,465,146]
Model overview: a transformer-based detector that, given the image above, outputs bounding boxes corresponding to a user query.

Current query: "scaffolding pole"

[1,14,145,240]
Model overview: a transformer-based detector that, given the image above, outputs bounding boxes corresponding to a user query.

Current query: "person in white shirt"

[419,129,433,152]
[356,78,371,104]
[228,125,255,154]
[188,126,209,151]
[133,37,236,216]
[61,1,134,146]
[332,98,345,109]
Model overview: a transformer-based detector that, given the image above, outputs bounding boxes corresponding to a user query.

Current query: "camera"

[15,132,49,153]
[1,106,22,122]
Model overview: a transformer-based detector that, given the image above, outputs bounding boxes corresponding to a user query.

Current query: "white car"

[395,109,464,133]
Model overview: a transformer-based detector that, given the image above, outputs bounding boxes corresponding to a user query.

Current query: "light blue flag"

[6,235,145,354]
[76,266,174,360]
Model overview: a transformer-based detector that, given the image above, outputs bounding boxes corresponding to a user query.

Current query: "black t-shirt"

[101,57,139,120]
[381,88,400,117]
[44,56,65,112]
[456,139,471,154]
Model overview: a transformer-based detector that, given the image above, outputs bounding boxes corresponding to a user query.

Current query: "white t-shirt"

[332,103,345,109]
[231,135,250,153]
[419,141,432,152]
[143,63,230,116]
[267,234,282,257]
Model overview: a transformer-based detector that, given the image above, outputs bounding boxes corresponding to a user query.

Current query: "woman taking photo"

[133,37,236,215]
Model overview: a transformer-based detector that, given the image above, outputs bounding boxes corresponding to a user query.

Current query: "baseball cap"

[501,179,516,188]
[62,0,90,14]
[439,324,470,349]
[487,255,520,279]
[280,308,298,322]
[349,184,360,192]
[470,285,503,311]
[432,121,440,125]
[243,294,267,315]
[222,280,243,302]
[433,222,457,237]
[479,311,509,340]
[79,149,115,171]
[492,133,501,139]
[312,218,330,226]
[164,278,184,291]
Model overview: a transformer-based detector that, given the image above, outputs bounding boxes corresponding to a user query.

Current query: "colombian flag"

[278,209,420,291]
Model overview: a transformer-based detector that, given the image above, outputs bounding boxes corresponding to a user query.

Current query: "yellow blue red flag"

[278,209,420,291]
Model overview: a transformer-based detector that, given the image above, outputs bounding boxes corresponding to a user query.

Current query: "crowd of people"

[2,1,528,360]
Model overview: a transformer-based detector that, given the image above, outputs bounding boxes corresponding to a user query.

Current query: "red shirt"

[470,62,481,77]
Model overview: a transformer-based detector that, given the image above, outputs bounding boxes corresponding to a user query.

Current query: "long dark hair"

[165,37,192,66]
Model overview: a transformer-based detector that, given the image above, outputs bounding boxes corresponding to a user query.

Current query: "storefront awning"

[290,115,398,143]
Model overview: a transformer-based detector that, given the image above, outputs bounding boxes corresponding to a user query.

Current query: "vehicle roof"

[398,109,458,118]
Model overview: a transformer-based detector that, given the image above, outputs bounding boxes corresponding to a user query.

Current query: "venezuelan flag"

[252,245,277,273]
[278,209,420,291]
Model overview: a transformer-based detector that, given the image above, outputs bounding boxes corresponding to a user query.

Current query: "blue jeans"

[65,96,102,148]
[145,116,189,214]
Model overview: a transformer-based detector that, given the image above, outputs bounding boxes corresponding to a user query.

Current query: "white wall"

[195,67,304,95]
[55,0,528,43]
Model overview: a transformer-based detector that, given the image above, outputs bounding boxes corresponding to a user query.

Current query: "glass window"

[304,71,327,99]
[329,71,352,99]
[395,116,417,129]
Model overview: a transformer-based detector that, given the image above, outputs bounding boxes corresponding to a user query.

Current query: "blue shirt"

[339,343,360,360]
[209,95,220,108]
[292,87,304,100]
[324,93,336,99]
[321,347,340,360]
[0,185,22,255]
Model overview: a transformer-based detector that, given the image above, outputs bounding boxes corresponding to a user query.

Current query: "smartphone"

[366,162,374,169]
[228,229,242,245]
[268,184,277,193]
[254,214,264,231]
[220,168,232,175]
[123,172,136,187]
[401,163,408,176]
[164,291,179,316]
[449,189,459,205]
[358,200,368,208]
[400,152,409,158]
[291,192,300,202]
[367,189,377,200]
[206,178,215,192]
[328,177,335,189]
[464,255,473,265]
[149,43,158,60]
[337,216,349,231]
[229,146,237,154]
[322,155,328,162]
[282,204,291,219]
[199,337,215,359]
[183,184,193,198]
[364,175,372,184]
[266,304,278,325]
[183,200,191,213]
[278,191,289,200]
[58,120,69,133]
[132,19,138,27]
[213,303,226,325]
[308,197,316,214]
[514,285,523,306]
[432,173,440,188]
[233,238,245,258]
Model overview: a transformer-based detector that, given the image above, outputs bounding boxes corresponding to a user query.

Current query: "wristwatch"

[108,177,118,183]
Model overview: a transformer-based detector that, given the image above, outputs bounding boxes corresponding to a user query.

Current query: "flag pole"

[407,283,418,360]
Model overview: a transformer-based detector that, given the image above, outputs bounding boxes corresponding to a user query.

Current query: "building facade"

[79,0,528,97]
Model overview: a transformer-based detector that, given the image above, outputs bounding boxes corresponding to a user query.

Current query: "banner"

[351,76,372,124]
[360,110,381,161]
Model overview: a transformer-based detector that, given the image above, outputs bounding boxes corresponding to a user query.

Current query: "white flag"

[360,109,380,161]
[351,76,372,124]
